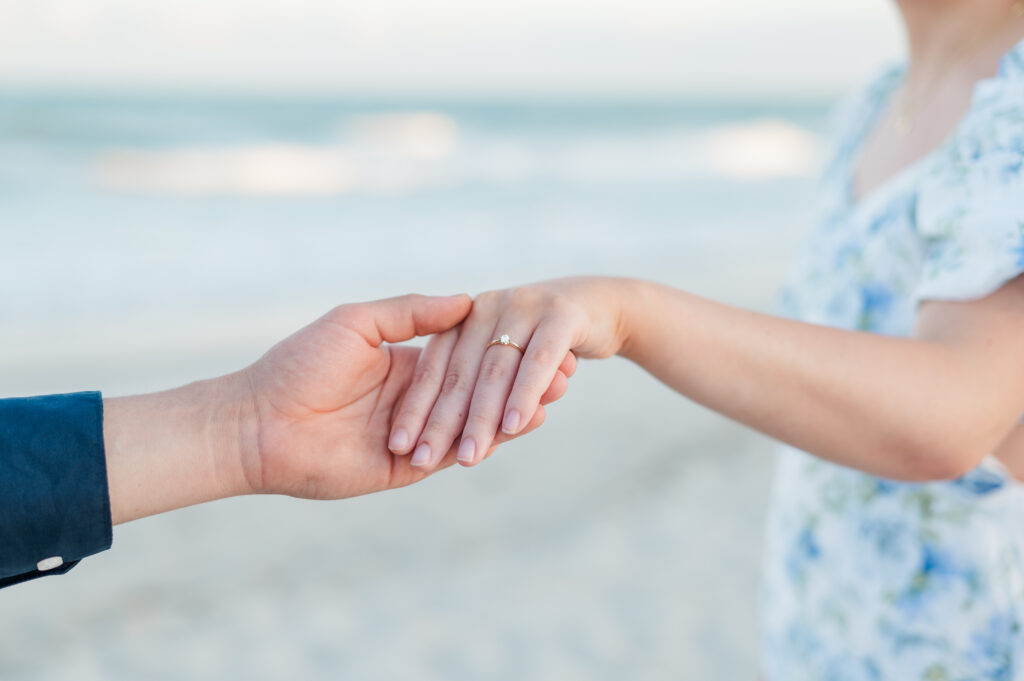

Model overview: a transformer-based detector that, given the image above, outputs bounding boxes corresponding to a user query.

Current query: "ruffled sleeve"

[910,73,1024,311]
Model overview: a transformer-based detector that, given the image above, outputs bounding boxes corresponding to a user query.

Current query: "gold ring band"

[486,334,525,354]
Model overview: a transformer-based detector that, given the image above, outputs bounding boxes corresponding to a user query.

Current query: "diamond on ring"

[487,334,525,354]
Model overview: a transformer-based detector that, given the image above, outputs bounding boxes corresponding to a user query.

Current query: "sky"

[0,0,904,98]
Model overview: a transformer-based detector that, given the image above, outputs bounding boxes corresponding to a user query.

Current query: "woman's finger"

[432,401,548,471]
[503,314,580,435]
[536,351,574,406]
[409,309,500,470]
[418,403,548,476]
[558,350,578,378]
[539,370,569,406]
[454,318,537,467]
[484,403,547,461]
[388,327,460,454]
[459,367,565,468]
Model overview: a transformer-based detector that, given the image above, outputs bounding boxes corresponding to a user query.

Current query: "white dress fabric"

[759,39,1024,681]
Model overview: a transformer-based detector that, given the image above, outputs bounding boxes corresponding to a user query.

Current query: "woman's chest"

[777,181,928,337]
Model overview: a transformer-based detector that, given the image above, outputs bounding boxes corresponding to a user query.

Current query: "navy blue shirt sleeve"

[0,392,113,588]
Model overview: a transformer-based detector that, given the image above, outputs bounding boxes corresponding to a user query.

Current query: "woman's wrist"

[610,276,655,361]
[547,275,642,359]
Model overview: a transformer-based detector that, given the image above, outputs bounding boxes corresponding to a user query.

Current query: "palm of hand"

[243,314,440,499]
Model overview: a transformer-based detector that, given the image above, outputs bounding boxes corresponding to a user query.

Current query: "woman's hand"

[387,276,633,469]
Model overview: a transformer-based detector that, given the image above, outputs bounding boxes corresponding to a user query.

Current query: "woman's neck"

[896,0,1024,79]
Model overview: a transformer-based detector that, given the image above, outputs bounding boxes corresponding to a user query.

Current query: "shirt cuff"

[0,391,113,587]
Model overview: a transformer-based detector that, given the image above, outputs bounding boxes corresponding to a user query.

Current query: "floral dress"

[759,38,1024,681]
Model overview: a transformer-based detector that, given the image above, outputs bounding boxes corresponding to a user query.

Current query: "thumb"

[333,293,472,347]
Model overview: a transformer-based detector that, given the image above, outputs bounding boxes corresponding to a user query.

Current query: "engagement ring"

[486,334,525,354]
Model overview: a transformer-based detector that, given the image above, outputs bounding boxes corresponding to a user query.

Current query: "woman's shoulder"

[911,39,1024,311]
[924,42,1024,193]
[951,38,1024,156]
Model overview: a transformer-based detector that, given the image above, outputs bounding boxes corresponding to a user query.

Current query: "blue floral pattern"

[760,38,1024,681]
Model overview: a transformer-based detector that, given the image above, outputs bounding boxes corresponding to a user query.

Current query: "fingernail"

[389,428,409,452]
[411,443,431,466]
[457,437,476,464]
[502,409,521,434]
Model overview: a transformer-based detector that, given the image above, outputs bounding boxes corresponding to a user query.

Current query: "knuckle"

[549,294,582,319]
[475,290,501,307]
[525,344,555,366]
[424,418,457,439]
[440,371,468,396]
[466,411,494,430]
[425,327,460,352]
[505,389,528,411]
[437,326,461,342]
[510,285,540,307]
[412,365,439,386]
[422,420,445,438]
[395,410,421,428]
[396,399,429,421]
[479,359,509,382]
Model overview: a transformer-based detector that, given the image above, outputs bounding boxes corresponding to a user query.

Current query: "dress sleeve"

[0,392,113,588]
[910,80,1024,311]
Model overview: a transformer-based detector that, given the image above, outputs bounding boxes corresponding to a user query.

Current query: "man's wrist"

[206,371,260,499]
[104,374,255,524]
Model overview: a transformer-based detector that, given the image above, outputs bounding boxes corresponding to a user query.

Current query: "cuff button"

[37,556,64,572]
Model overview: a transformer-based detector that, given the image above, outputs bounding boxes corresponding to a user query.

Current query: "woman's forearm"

[617,279,1013,481]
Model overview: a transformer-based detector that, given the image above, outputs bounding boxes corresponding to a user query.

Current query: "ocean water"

[1,93,829,679]
[1,92,829,393]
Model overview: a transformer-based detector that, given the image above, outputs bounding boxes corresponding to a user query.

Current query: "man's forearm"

[103,373,252,525]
